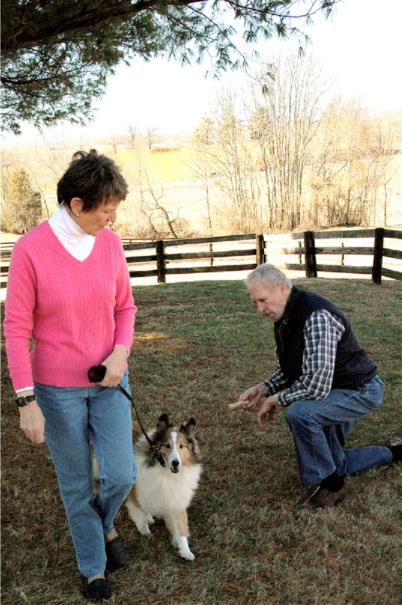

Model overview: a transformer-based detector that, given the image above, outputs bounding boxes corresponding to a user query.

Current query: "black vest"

[274,287,377,389]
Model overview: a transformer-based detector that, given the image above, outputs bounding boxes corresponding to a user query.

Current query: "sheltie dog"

[125,413,202,561]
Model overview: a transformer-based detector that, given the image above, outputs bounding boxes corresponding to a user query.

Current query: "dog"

[125,413,202,561]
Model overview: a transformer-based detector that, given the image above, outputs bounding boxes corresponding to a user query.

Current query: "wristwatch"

[15,394,36,407]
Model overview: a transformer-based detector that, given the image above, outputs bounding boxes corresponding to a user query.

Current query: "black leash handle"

[87,365,165,467]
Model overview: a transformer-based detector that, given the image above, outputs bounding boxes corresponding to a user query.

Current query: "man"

[240,263,401,508]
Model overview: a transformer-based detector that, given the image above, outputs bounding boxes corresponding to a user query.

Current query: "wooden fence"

[1,228,401,288]
[282,228,402,284]
[121,233,260,283]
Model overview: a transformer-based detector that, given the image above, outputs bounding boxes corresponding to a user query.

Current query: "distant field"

[1,278,401,605]
[118,146,198,182]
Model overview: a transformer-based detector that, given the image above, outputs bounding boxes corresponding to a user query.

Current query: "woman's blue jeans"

[34,372,136,577]
[285,375,393,486]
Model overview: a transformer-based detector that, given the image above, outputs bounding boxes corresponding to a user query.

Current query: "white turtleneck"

[48,205,95,260]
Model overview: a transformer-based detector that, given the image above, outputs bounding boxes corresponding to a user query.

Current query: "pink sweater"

[4,221,137,390]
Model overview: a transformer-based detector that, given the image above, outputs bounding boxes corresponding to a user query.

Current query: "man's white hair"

[246,263,292,289]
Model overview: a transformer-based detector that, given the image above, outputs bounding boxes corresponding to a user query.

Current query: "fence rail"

[1,228,401,288]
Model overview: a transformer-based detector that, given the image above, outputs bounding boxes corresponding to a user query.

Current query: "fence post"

[303,231,317,278]
[156,240,166,283]
[372,227,384,285]
[256,234,265,265]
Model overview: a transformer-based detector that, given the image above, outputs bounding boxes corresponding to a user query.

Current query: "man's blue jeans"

[34,372,136,577]
[285,375,393,486]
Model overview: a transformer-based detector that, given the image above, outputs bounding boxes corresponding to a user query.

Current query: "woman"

[4,150,137,602]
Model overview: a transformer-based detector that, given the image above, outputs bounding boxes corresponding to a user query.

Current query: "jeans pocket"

[358,376,384,409]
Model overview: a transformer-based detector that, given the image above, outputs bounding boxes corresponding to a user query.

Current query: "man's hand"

[239,382,268,411]
[20,401,46,444]
[100,345,129,387]
[257,394,282,430]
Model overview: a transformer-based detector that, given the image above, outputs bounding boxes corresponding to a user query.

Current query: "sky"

[3,0,402,147]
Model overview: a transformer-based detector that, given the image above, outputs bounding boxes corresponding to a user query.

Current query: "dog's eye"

[179,444,184,449]
[164,444,171,449]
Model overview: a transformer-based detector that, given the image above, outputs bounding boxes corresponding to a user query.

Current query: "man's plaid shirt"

[264,309,345,406]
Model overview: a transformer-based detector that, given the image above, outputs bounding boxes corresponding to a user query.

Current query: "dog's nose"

[171,459,180,473]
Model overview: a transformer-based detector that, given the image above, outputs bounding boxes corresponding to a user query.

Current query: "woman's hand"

[20,401,46,444]
[239,382,268,411]
[100,345,129,387]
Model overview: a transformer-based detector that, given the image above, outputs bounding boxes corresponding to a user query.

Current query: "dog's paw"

[138,524,152,536]
[179,549,195,561]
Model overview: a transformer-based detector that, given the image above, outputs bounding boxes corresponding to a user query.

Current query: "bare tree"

[127,125,137,150]
[141,182,179,239]
[248,53,326,230]
[309,99,402,227]
[145,127,157,150]
[192,89,263,233]
[191,116,216,235]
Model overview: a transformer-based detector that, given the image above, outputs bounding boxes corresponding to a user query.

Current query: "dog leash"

[87,365,166,467]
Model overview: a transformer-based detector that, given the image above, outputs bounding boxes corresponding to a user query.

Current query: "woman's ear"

[70,197,84,217]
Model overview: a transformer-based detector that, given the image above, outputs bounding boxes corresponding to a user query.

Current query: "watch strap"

[16,394,36,407]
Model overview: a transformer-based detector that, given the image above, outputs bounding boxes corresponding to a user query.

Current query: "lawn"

[1,278,401,605]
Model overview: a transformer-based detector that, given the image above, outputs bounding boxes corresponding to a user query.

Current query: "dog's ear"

[180,417,196,435]
[157,413,169,431]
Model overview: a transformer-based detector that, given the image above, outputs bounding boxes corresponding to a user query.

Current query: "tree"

[190,53,327,234]
[249,54,325,230]
[213,89,262,232]
[309,99,402,227]
[192,89,263,234]
[192,116,217,235]
[1,0,338,134]
[1,167,42,234]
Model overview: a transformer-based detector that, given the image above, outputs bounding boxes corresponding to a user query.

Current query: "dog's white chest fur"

[135,452,202,516]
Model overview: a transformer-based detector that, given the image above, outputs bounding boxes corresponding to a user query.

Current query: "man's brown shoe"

[302,484,347,509]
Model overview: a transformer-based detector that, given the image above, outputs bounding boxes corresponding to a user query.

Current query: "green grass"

[1,279,402,605]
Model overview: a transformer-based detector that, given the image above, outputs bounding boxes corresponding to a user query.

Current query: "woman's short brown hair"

[57,149,128,210]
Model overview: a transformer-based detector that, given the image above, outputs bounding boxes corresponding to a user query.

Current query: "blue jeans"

[285,375,393,486]
[34,372,136,576]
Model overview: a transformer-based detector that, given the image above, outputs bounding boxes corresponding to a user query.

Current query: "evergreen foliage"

[1,0,337,134]
[2,168,42,234]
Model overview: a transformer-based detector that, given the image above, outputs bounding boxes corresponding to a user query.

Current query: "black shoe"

[105,536,128,572]
[81,577,111,602]
[389,441,402,462]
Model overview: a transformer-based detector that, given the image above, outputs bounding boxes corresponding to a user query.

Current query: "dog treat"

[228,400,248,411]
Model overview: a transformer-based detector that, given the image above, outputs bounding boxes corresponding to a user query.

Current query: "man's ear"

[70,197,84,216]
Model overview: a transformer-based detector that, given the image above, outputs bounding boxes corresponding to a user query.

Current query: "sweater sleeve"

[4,241,37,391]
[113,240,137,352]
